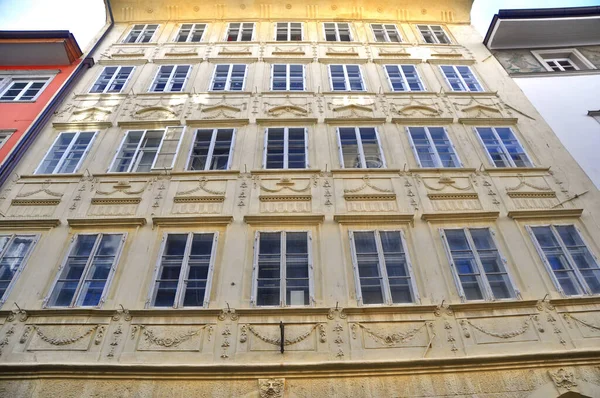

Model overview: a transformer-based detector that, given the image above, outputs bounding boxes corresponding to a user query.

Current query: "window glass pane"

[241,23,253,41]
[272,65,287,90]
[441,66,465,91]
[470,229,514,299]
[346,65,364,91]
[385,65,405,91]
[210,129,234,170]
[169,65,190,92]
[330,65,347,91]
[353,232,384,304]
[0,236,35,300]
[477,127,509,167]
[227,23,240,41]
[290,23,302,41]
[457,66,482,92]
[276,22,289,41]
[289,65,304,91]
[429,127,459,167]
[286,232,309,306]
[385,25,402,42]
[230,65,246,91]
[37,133,75,174]
[359,128,382,168]
[183,233,213,307]
[257,233,281,306]
[339,127,359,168]
[287,128,306,169]
[57,132,94,173]
[409,127,436,167]
[266,128,285,169]
[555,226,600,294]
[151,65,173,92]
[401,65,423,91]
[445,230,484,300]
[154,234,187,307]
[380,231,413,303]
[134,131,163,172]
[338,23,351,41]
[112,131,143,172]
[189,129,212,170]
[324,23,337,41]
[77,234,121,307]
[495,128,531,167]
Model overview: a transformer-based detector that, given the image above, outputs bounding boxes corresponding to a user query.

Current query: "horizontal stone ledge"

[151,216,234,227]
[67,217,147,228]
[421,211,500,222]
[507,208,583,220]
[244,214,324,225]
[0,218,60,230]
[334,214,414,224]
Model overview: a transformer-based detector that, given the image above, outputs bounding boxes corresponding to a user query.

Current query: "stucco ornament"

[549,368,577,390]
[259,378,285,398]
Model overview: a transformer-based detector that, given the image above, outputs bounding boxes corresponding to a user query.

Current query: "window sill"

[322,91,375,95]
[251,169,321,175]
[20,173,84,180]
[443,90,498,97]
[448,299,539,312]
[331,168,401,175]
[408,167,477,173]
[483,166,550,174]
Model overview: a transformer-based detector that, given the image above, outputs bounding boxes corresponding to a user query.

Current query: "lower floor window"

[0,235,37,305]
[252,231,312,306]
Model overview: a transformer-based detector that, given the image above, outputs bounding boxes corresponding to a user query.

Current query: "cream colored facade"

[1,0,600,397]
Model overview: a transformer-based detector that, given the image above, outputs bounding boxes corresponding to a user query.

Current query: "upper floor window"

[441,65,483,92]
[337,127,385,169]
[90,66,134,94]
[0,130,12,149]
[35,131,97,175]
[46,233,125,308]
[252,231,313,307]
[264,127,307,169]
[324,22,352,42]
[211,64,247,91]
[123,24,158,43]
[417,25,450,44]
[149,65,191,92]
[276,22,302,41]
[329,65,365,91]
[529,225,600,296]
[350,230,417,305]
[150,233,217,308]
[371,24,402,42]
[187,128,235,171]
[0,76,50,101]
[384,65,424,92]
[441,228,517,301]
[175,23,206,42]
[271,64,305,91]
[475,127,532,168]
[532,49,595,72]
[109,127,184,173]
[408,126,461,168]
[226,23,254,41]
[0,235,38,306]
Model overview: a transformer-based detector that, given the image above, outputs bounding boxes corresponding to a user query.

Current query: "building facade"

[0,1,600,397]
[484,6,600,189]
[0,31,83,165]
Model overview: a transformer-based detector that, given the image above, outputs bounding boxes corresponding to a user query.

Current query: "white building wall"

[515,74,600,188]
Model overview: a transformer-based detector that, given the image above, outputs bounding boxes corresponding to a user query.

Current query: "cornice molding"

[244,214,324,225]
[10,199,61,206]
[324,117,386,125]
[426,58,476,65]
[458,117,519,125]
[172,196,225,203]
[344,193,397,201]
[507,208,583,220]
[391,117,455,125]
[259,195,312,202]
[117,120,182,129]
[421,211,500,222]
[0,218,60,230]
[255,118,318,125]
[52,122,112,130]
[151,216,233,227]
[185,119,250,127]
[334,214,414,224]
[483,166,550,174]
[67,217,147,228]
[91,197,142,205]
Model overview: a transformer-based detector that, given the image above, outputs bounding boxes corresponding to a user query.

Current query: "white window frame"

[147,232,218,309]
[440,65,484,92]
[263,127,309,169]
[270,64,306,91]
[250,231,314,307]
[474,127,533,168]
[323,22,353,42]
[440,228,519,302]
[417,24,451,44]
[174,23,207,43]
[0,76,52,102]
[44,233,126,308]
[89,66,135,94]
[384,64,425,92]
[531,49,596,72]
[149,65,191,93]
[337,127,386,169]
[328,64,366,92]
[370,24,402,43]
[185,128,236,171]
[123,24,158,44]
[0,130,14,150]
[108,127,184,173]
[349,229,419,306]
[34,131,98,175]
[407,126,462,168]
[0,234,39,307]
[225,22,255,42]
[210,64,248,91]
[527,224,600,296]
[274,22,304,41]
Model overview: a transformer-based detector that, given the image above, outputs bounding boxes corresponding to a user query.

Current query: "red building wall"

[0,59,82,163]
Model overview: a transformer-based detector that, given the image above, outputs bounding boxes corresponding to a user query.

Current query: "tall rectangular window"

[0,235,37,306]
[350,230,417,305]
[187,128,235,171]
[417,25,450,44]
[276,22,302,41]
[46,234,125,308]
[371,24,402,42]
[123,24,158,43]
[529,225,600,296]
[252,232,312,307]
[151,233,217,308]
[175,23,206,42]
[329,65,365,91]
[384,65,424,92]
[475,127,532,167]
[324,23,352,41]
[271,64,305,91]
[211,64,247,91]
[35,131,96,174]
[149,65,191,92]
[264,127,307,169]
[442,228,516,301]
[90,66,134,94]
[337,127,385,169]
[408,126,460,168]
[441,65,483,92]
[0,77,50,101]
[226,23,254,41]
[110,127,184,173]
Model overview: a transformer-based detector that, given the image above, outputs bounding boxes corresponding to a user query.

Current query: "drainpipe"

[0,0,115,188]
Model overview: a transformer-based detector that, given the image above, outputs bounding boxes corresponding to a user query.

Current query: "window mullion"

[400,69,410,92]
[53,132,79,174]
[374,231,392,304]
[175,233,194,308]
[167,67,177,91]
[205,129,219,171]
[553,226,589,294]
[425,127,443,168]
[348,231,363,305]
[465,229,493,300]
[286,64,291,91]
[356,127,366,168]
[227,65,234,90]
[280,232,286,306]
[72,234,103,307]
[343,66,351,91]
[283,127,289,169]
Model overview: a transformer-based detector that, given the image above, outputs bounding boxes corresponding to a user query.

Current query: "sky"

[0,0,599,49]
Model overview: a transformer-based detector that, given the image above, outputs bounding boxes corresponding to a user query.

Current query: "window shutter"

[304,128,309,169]
[147,234,167,309]
[43,235,77,308]
[108,131,130,172]
[152,126,185,170]
[203,233,219,307]
[400,230,420,304]
[336,128,345,168]
[307,232,315,305]
[250,231,259,306]
[262,128,268,169]
[348,231,363,305]
[440,229,467,302]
